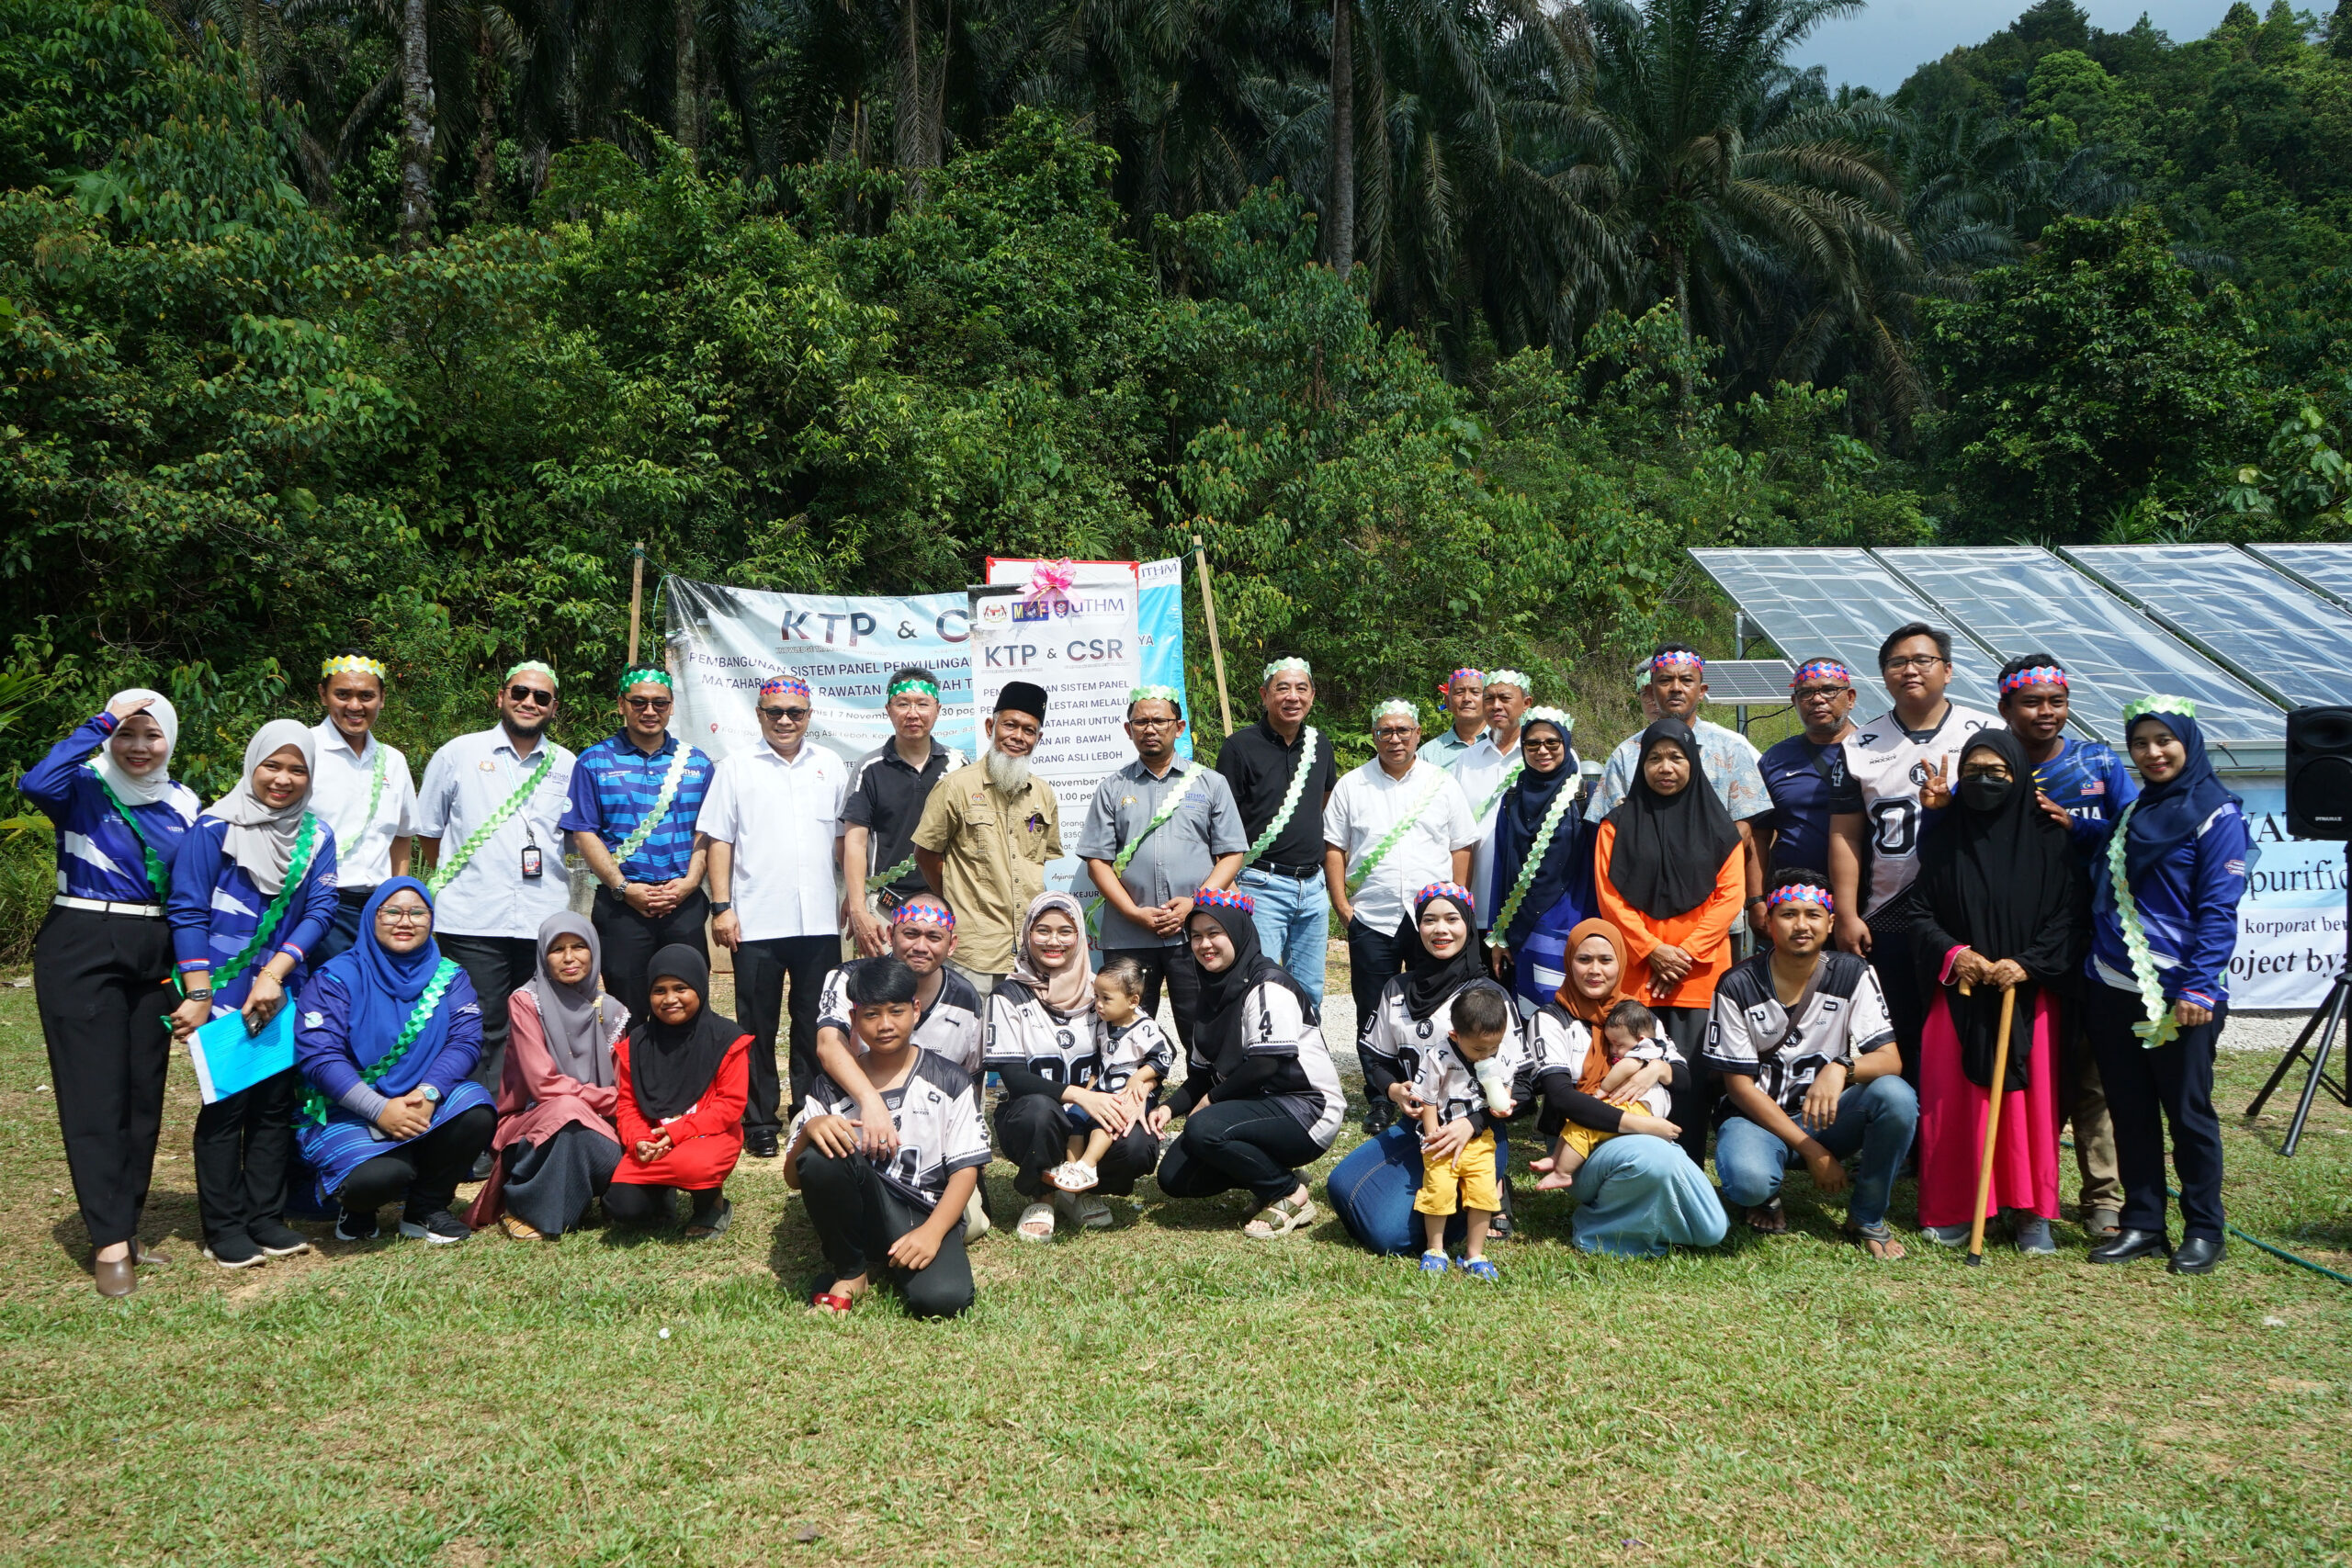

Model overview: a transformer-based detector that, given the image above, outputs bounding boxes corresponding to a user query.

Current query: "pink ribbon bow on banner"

[1024,558,1078,610]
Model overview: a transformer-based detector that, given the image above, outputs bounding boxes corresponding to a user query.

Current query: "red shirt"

[614,1032,751,1190]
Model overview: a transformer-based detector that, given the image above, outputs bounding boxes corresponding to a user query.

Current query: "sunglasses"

[1523,735,1566,750]
[1793,685,1849,701]
[622,695,673,711]
[507,685,556,706]
[759,705,812,722]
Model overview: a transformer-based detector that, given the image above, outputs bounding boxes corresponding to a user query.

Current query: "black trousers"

[338,1104,496,1219]
[1346,916,1415,1036]
[308,885,376,969]
[994,1090,1159,1199]
[1867,923,1928,1090]
[438,933,537,1091]
[1156,1098,1322,1206]
[1657,1004,1712,1164]
[2084,985,2228,1242]
[734,934,837,1134]
[1102,943,1200,1051]
[33,906,174,1249]
[593,887,710,1028]
[796,1148,974,1318]
[192,1066,300,1245]
[605,1179,726,1226]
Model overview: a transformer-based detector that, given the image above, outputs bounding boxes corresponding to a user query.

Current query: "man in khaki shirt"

[912,681,1062,990]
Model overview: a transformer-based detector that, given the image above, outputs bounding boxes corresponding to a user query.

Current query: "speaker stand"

[2245,845,2352,1156]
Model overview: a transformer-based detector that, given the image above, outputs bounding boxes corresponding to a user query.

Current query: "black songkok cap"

[995,681,1048,720]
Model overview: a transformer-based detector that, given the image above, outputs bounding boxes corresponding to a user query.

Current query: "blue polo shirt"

[1757,732,1850,878]
[559,731,716,884]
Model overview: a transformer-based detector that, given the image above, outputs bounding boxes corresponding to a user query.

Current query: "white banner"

[2232,777,2344,1010]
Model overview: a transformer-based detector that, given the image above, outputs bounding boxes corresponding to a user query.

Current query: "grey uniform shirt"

[1075,757,1248,951]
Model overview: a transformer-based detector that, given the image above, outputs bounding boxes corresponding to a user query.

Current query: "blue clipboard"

[187,1004,298,1104]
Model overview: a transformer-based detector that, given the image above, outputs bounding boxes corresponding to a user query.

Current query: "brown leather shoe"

[94,1254,136,1298]
[131,1239,170,1267]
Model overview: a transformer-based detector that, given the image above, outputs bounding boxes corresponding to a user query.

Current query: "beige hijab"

[1008,891,1096,1019]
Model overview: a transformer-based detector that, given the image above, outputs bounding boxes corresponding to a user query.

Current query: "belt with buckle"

[1250,860,1323,881]
[53,896,164,918]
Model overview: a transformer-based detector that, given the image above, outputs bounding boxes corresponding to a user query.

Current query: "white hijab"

[206,719,317,895]
[92,688,181,807]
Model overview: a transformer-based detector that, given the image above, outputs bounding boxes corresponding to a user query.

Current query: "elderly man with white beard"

[912,682,1063,995]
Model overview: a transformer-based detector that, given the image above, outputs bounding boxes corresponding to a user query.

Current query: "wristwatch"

[708,901,733,915]
[420,1083,441,1104]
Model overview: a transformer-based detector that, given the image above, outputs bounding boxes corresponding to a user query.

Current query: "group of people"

[27,627,2250,1309]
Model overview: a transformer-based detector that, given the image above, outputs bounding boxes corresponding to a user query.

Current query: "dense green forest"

[5,0,2352,806]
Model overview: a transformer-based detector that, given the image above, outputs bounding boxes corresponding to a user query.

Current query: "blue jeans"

[1237,866,1329,1006]
[1325,1122,1510,1255]
[1567,1135,1728,1258]
[1713,1075,1919,1231]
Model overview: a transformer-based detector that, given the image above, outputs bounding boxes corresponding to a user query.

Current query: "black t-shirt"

[1215,719,1338,872]
[843,739,961,898]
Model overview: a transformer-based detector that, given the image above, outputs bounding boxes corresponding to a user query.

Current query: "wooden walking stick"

[1964,978,2020,1267]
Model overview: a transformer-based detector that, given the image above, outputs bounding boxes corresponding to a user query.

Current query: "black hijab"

[627,945,741,1122]
[1402,887,1490,1022]
[1905,729,2084,1090]
[1189,904,1317,1078]
[1603,718,1741,920]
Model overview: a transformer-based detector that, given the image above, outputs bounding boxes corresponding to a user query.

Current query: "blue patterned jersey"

[559,731,715,884]
[2033,737,2138,872]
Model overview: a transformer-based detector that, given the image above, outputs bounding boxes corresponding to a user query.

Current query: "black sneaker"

[202,1233,265,1269]
[250,1220,312,1258]
[334,1207,381,1243]
[399,1210,471,1246]
[467,1152,495,1183]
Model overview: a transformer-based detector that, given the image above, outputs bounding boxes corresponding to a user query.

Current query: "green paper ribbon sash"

[1243,727,1319,865]
[427,750,554,895]
[2105,801,2181,1050]
[300,956,462,1125]
[87,767,172,903]
[610,743,696,869]
[865,852,921,894]
[1492,784,1577,936]
[1346,772,1446,896]
[1474,757,1525,822]
[1113,763,1205,876]
[362,737,389,843]
[210,814,323,993]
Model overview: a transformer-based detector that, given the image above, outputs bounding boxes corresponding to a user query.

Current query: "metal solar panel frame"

[1686,547,2013,718]
[1697,659,1797,705]
[1872,546,2283,752]
[2062,544,2352,710]
[2246,543,2352,613]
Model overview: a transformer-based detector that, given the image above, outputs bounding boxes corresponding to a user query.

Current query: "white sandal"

[963,1187,990,1244]
[1244,1191,1317,1239]
[1047,1160,1100,1192]
[1016,1201,1056,1243]
[1055,1190,1113,1230]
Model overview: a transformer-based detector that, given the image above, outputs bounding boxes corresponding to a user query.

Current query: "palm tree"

[1578,0,1914,390]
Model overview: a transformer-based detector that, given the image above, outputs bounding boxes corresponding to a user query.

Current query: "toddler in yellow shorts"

[1406,984,1525,1280]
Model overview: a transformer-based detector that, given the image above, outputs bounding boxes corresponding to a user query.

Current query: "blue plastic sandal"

[1462,1258,1499,1282]
[1419,1250,1452,1274]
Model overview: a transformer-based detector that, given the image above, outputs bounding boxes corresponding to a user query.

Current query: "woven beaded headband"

[1372,698,1419,726]
[1791,660,1851,691]
[893,898,955,931]
[504,660,560,688]
[1484,668,1532,694]
[322,655,388,682]
[1999,664,2067,695]
[760,673,812,699]
[888,676,939,699]
[2122,694,2198,725]
[1414,881,1477,917]
[1193,886,1255,918]
[1447,667,1485,690]
[1650,649,1704,676]
[1261,657,1312,683]
[1129,684,1183,708]
[618,667,673,693]
[1765,884,1833,914]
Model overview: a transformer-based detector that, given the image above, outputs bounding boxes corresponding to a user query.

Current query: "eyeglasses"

[622,695,673,712]
[1882,655,1945,672]
[1374,727,1418,741]
[379,908,431,927]
[506,685,556,706]
[1793,685,1849,702]
[1129,716,1180,729]
[759,705,811,722]
[1523,736,1566,751]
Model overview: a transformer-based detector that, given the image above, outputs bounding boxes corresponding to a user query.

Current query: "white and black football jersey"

[1525,1008,1676,1118]
[1184,982,1348,1149]
[1703,951,1895,1117]
[816,960,985,1077]
[1838,703,1996,916]
[1099,1015,1174,1093]
[1400,1028,1536,1125]
[791,1049,990,1211]
[983,982,1102,1089]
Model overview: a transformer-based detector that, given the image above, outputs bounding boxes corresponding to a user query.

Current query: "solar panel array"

[1691,544,2352,761]
[1699,659,1798,705]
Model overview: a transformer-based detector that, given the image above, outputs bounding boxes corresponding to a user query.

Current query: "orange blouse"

[1592,819,1746,1010]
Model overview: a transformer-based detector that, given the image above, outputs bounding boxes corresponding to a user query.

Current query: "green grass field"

[0,978,2346,1567]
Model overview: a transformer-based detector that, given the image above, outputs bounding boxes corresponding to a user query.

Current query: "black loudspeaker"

[2286,705,2352,839]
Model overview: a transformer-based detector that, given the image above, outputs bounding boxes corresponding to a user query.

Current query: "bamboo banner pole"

[627,542,646,667]
[1193,534,1235,738]
[1965,979,2020,1267]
